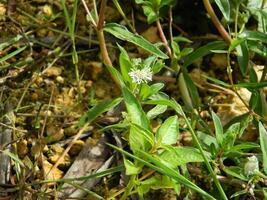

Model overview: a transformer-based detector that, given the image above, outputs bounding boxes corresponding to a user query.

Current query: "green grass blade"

[0,46,27,62]
[107,143,216,200]
[145,99,228,200]
[60,0,72,31]
[259,122,267,175]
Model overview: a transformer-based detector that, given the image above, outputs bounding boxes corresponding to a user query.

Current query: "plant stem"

[113,0,136,33]
[176,103,228,200]
[202,0,231,44]
[234,3,240,38]
[96,30,112,66]
[121,175,136,200]
[82,0,119,86]
[81,0,97,27]
[156,19,172,57]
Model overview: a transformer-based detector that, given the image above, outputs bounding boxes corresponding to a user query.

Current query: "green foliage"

[135,0,176,23]
[80,0,267,198]
[183,41,228,68]
[159,146,204,167]
[214,0,231,21]
[104,23,168,59]
[260,122,267,175]
[156,115,179,145]
[212,111,224,146]
[78,98,122,127]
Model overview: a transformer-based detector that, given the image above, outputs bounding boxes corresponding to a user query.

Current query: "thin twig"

[156,19,172,57]
[46,122,90,177]
[81,0,97,27]
[202,0,231,44]
[97,0,106,30]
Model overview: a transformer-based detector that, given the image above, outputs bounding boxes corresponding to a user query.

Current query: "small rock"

[31,139,46,158]
[37,28,48,37]
[211,54,227,69]
[47,144,71,168]
[31,92,39,101]
[141,26,160,43]
[84,62,103,80]
[64,125,78,137]
[95,87,106,98]
[17,139,29,158]
[138,26,161,56]
[105,6,121,22]
[69,140,85,156]
[43,160,63,182]
[0,3,6,21]
[46,125,64,143]
[42,4,53,17]
[44,66,62,77]
[56,76,64,84]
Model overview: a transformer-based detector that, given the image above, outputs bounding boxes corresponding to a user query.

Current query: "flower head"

[128,66,153,84]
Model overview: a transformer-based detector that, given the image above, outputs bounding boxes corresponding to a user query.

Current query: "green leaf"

[222,123,240,151]
[184,41,227,68]
[159,146,204,168]
[247,40,267,57]
[138,174,180,196]
[197,131,219,149]
[259,122,267,175]
[228,38,246,52]
[173,36,192,43]
[236,40,249,76]
[211,111,224,147]
[140,83,164,100]
[122,87,150,129]
[77,98,122,127]
[143,5,158,24]
[235,81,267,89]
[223,166,248,181]
[124,159,142,175]
[203,75,231,87]
[180,47,194,57]
[152,61,165,73]
[156,116,179,145]
[249,90,262,112]
[129,124,154,153]
[118,44,132,84]
[214,0,230,21]
[104,23,168,59]
[171,41,181,58]
[108,143,216,199]
[106,65,125,87]
[181,67,200,108]
[147,105,168,119]
[145,98,183,115]
[249,67,258,83]
[239,31,267,44]
[228,142,260,152]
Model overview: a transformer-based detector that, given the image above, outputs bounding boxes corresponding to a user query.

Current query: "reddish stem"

[156,19,172,58]
[202,0,231,44]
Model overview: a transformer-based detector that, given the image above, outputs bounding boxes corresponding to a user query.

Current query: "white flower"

[128,67,153,84]
[244,156,259,176]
